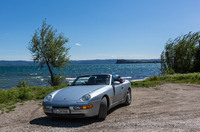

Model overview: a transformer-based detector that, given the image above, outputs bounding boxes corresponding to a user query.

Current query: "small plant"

[1,109,4,114]
[148,76,158,81]
[49,74,65,86]
[154,87,161,90]
[17,80,28,88]
[6,106,16,113]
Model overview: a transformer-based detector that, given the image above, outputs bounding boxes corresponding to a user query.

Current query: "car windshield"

[71,75,110,86]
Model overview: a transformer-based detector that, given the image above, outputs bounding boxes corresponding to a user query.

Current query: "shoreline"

[130,77,149,82]
[0,76,152,89]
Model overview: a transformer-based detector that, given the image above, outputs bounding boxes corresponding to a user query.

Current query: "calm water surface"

[0,63,161,89]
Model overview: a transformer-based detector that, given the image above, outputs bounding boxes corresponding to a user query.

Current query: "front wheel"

[98,97,107,120]
[124,89,132,105]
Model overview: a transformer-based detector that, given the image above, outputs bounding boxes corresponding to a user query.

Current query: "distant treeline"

[0,61,39,66]
[0,60,116,66]
[0,59,161,66]
[116,59,161,64]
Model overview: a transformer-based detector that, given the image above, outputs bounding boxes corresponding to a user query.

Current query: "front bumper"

[42,100,101,118]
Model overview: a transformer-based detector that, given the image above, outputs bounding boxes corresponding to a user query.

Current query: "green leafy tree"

[161,32,200,74]
[29,19,70,86]
[194,42,200,72]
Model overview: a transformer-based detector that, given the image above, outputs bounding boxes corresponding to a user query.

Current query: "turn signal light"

[73,104,93,110]
[82,104,93,109]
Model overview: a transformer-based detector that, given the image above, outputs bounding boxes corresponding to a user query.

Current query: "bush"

[18,87,34,100]
[17,80,28,88]
[161,32,200,73]
[148,76,159,81]
[49,74,65,86]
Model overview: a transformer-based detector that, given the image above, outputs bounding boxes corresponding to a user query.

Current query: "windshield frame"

[71,74,111,86]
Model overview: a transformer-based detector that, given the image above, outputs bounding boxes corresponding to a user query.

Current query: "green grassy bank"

[131,73,200,88]
[1,73,200,114]
[0,84,67,114]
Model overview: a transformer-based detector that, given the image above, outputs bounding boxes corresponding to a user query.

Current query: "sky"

[0,0,200,60]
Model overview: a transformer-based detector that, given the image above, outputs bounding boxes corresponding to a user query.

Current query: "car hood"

[52,85,106,102]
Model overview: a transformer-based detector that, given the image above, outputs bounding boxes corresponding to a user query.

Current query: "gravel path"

[1,83,200,132]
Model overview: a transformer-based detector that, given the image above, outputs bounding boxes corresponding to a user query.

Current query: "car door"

[113,81,125,103]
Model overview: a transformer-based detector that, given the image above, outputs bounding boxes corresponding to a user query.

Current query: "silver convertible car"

[42,74,132,120]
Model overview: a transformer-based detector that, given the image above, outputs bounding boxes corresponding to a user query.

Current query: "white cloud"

[75,43,81,46]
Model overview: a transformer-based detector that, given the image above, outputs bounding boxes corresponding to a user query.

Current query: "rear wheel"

[98,97,107,120]
[124,89,131,105]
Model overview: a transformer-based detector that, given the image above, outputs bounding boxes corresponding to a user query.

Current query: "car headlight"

[81,94,91,101]
[43,95,52,102]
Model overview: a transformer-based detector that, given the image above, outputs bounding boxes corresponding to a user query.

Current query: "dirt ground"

[1,83,200,132]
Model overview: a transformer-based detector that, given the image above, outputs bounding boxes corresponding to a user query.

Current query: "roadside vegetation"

[0,83,68,114]
[161,31,200,74]
[131,73,200,88]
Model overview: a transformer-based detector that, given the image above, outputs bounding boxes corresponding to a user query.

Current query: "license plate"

[53,108,70,114]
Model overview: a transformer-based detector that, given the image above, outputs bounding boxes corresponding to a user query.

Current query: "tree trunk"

[46,61,54,85]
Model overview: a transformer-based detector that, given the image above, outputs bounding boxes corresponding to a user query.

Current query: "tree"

[29,19,70,86]
[193,42,200,72]
[161,32,200,74]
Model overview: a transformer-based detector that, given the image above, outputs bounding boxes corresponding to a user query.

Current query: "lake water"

[0,63,161,89]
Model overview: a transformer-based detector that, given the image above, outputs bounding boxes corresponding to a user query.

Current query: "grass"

[5,106,16,113]
[131,73,200,88]
[1,73,200,114]
[0,84,68,114]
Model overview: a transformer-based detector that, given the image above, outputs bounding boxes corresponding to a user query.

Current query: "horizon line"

[0,58,161,61]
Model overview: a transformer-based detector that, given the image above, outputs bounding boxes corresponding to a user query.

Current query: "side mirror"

[113,81,120,85]
[67,83,71,86]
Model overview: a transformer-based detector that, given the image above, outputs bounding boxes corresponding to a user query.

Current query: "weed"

[154,87,161,90]
[17,80,28,88]
[6,106,16,112]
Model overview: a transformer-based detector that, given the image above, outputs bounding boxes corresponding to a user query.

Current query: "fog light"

[73,106,82,110]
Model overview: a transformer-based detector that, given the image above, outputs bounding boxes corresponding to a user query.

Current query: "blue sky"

[0,0,200,60]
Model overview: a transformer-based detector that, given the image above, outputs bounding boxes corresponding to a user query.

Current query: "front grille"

[52,106,69,109]
[44,108,52,113]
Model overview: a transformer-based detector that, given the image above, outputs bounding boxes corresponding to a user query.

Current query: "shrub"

[49,74,65,86]
[18,87,34,100]
[161,32,200,73]
[148,76,158,81]
[17,80,28,88]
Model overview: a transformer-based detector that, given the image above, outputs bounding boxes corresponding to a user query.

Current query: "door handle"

[121,87,124,89]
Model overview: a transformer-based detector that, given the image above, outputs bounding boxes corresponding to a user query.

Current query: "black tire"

[124,89,132,105]
[98,97,107,120]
